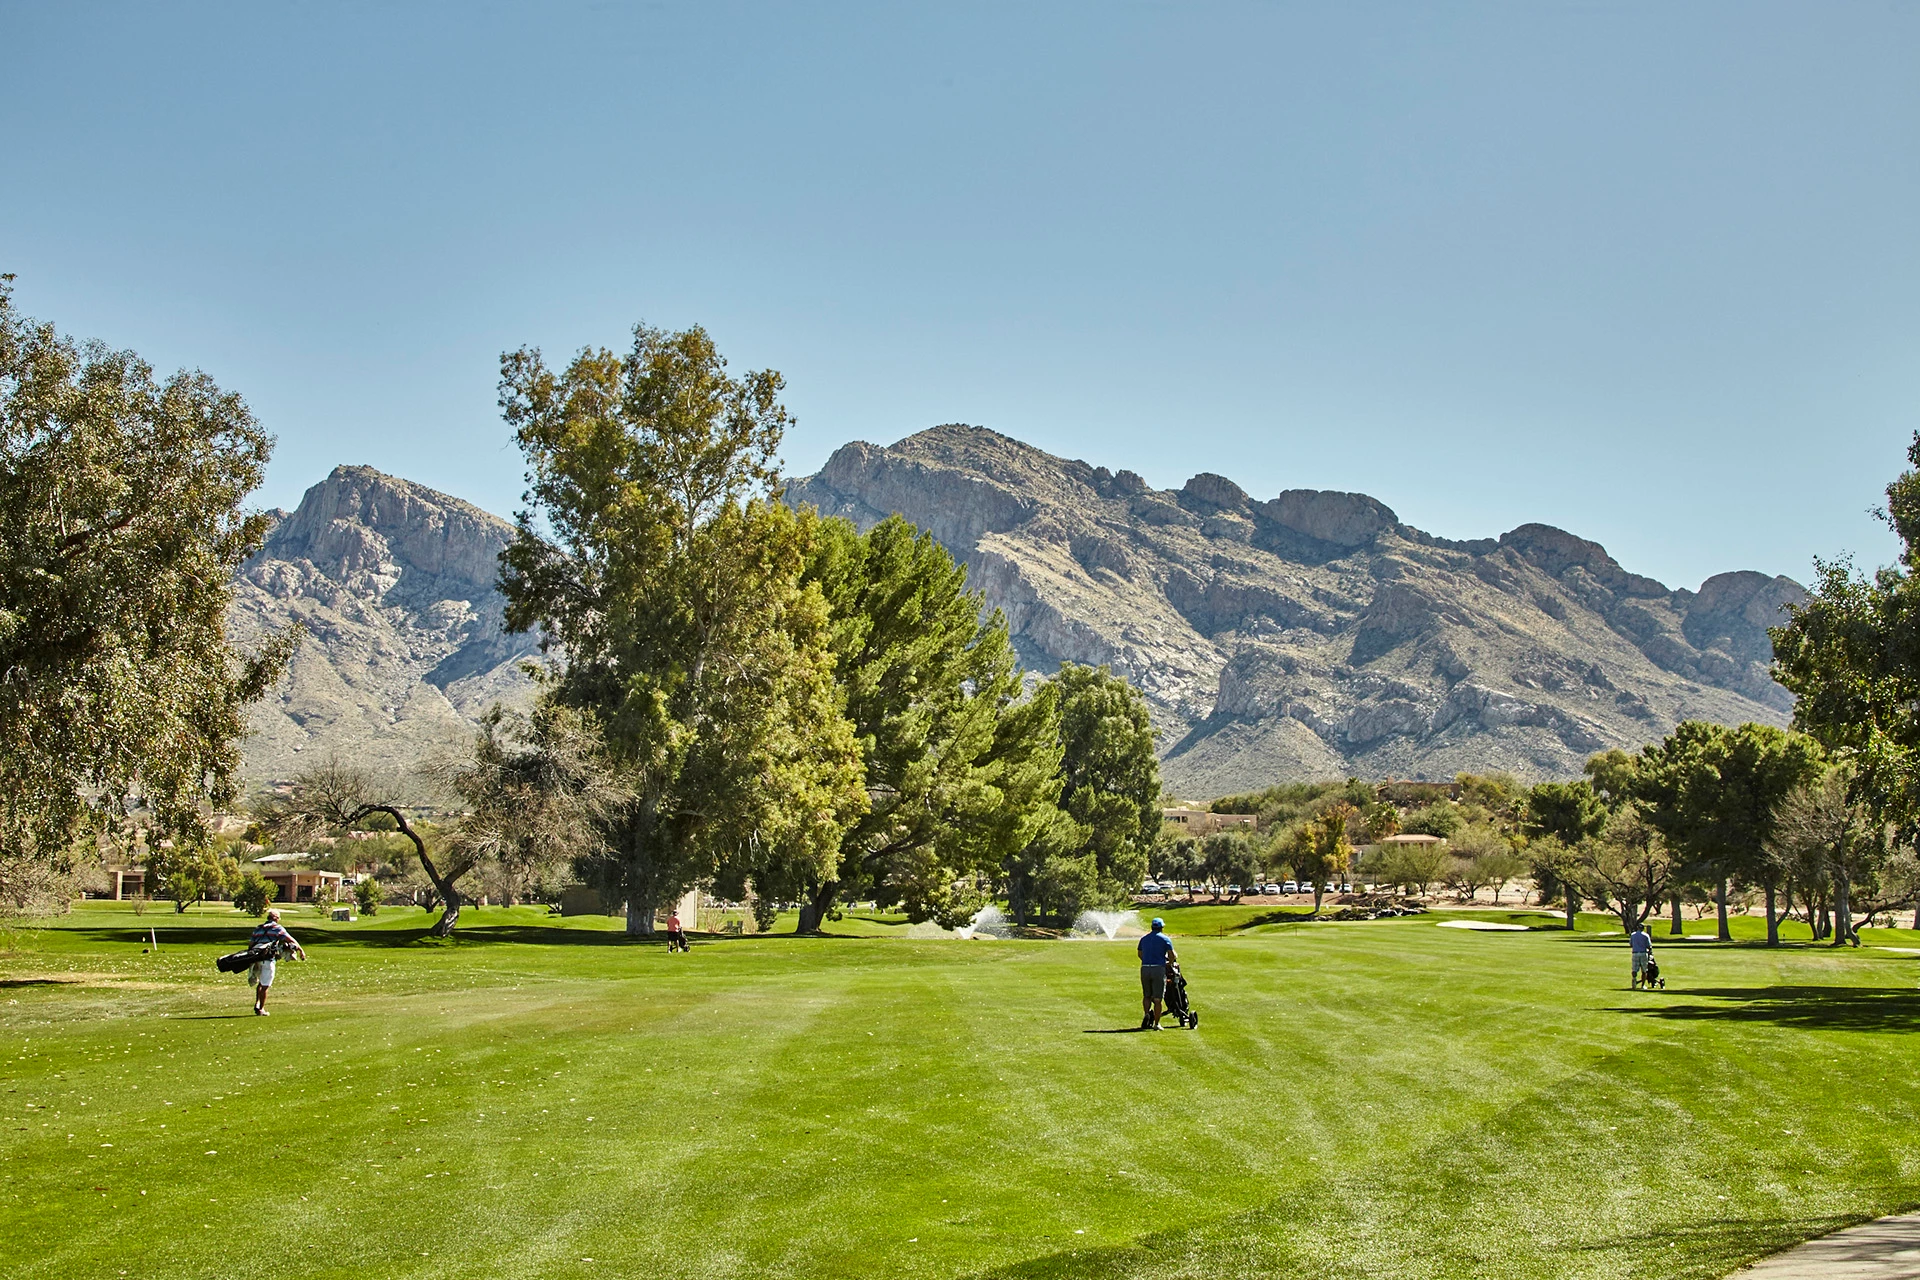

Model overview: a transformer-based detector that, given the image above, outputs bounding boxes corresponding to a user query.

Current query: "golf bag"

[1163,959,1199,1029]
[215,939,286,975]
[1643,955,1665,989]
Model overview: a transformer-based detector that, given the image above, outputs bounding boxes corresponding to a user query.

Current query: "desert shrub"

[353,877,381,917]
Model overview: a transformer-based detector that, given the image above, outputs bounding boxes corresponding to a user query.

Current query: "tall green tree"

[1521,780,1606,923]
[1048,663,1161,904]
[1636,720,1822,942]
[1774,433,1920,842]
[0,278,294,912]
[782,515,1067,931]
[498,324,867,934]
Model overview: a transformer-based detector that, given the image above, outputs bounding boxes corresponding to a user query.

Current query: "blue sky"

[3,2,1915,590]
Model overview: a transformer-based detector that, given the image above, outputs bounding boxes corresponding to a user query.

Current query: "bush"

[233,872,275,917]
[749,891,778,933]
[1400,803,1462,838]
[353,877,382,917]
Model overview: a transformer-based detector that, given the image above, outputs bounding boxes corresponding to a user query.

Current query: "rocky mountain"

[227,466,540,782]
[789,425,1804,798]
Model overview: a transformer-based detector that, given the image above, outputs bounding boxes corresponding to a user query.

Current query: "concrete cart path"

[1734,1213,1920,1278]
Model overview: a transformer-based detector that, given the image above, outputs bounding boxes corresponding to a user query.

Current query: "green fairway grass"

[4,904,1917,1279]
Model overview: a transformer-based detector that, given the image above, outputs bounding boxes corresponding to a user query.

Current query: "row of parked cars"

[1141,881,1357,896]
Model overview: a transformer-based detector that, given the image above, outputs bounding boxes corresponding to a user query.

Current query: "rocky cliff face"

[227,466,539,782]
[789,425,1803,797]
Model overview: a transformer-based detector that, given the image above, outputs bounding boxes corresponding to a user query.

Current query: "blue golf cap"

[1151,917,1165,929]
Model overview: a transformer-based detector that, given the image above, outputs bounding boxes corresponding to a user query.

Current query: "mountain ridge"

[789,424,1801,796]
[230,432,1804,798]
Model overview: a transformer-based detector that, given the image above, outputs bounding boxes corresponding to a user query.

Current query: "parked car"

[1282,881,1299,893]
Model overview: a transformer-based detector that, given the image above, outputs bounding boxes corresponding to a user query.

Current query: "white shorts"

[250,959,277,988]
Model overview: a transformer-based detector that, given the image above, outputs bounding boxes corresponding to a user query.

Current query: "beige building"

[1373,833,1448,849]
[1161,808,1259,836]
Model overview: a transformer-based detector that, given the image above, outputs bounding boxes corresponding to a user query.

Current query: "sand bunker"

[1435,920,1530,932]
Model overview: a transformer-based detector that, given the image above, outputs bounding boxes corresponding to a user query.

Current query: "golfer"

[1629,923,1653,989]
[1137,917,1176,1030]
[666,910,689,953]
[248,909,305,1016]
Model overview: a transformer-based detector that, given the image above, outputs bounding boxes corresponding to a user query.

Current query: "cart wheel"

[1189,1011,1199,1028]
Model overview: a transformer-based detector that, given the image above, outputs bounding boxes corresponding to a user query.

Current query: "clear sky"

[4,2,1915,590]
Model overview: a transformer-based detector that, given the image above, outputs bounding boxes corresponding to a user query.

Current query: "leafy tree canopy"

[0,278,293,910]
[1634,719,1822,884]
[1521,780,1606,846]
[499,323,867,932]
[1052,663,1161,901]
[786,515,1066,929]
[1773,431,1920,831]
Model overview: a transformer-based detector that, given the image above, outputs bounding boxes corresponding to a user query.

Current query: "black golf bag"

[1163,959,1199,1029]
[1643,955,1664,989]
[216,939,284,974]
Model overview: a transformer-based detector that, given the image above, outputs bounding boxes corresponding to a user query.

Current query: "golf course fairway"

[4,904,1917,1278]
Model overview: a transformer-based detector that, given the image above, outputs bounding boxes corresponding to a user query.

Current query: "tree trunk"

[626,895,656,936]
[1312,883,1324,915]
[1764,878,1779,947]
[1669,892,1684,936]
[1715,877,1731,942]
[1565,884,1578,931]
[356,803,461,937]
[430,881,463,937]
[1912,903,1919,931]
[797,879,837,934]
[1832,875,1853,947]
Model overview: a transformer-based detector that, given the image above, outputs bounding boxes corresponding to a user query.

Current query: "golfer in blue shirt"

[1137,918,1177,1030]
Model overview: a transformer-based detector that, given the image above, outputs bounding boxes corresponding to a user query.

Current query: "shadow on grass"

[1567,1213,1866,1256]
[1226,910,1322,931]
[1607,985,1920,1031]
[47,924,883,951]
[977,1199,1861,1280]
[53,925,661,949]
[1082,1027,1152,1034]
[0,977,75,987]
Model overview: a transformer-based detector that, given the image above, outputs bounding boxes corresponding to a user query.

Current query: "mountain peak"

[260,465,514,596]
[230,464,536,781]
